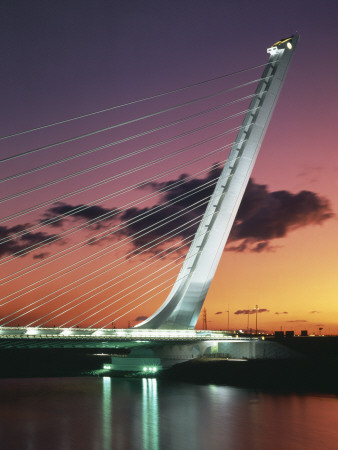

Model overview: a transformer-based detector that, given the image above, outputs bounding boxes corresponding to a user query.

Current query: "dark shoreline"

[0,349,112,378]
[1,349,338,394]
[160,358,338,393]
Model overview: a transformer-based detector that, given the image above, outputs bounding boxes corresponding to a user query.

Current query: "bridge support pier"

[107,339,303,375]
[109,341,218,373]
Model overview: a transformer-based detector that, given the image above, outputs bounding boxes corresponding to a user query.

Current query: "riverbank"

[0,349,112,378]
[1,348,338,393]
[160,357,338,393]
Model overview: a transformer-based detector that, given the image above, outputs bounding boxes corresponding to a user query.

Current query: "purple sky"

[1,0,338,331]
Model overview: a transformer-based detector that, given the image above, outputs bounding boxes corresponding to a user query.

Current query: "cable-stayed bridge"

[0,37,298,371]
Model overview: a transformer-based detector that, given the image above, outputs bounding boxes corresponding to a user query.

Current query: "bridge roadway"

[0,326,255,350]
[0,327,261,377]
[2,327,335,380]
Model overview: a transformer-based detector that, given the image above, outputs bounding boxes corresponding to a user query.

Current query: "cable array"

[0,61,270,142]
[0,60,270,328]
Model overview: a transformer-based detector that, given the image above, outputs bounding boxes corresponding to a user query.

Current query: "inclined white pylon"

[136,36,299,330]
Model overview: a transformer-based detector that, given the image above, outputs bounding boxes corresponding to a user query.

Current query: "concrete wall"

[109,339,304,372]
[217,340,302,359]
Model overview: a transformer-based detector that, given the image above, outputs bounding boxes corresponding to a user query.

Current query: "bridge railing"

[0,326,257,341]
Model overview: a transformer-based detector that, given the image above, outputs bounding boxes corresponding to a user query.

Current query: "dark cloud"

[225,239,276,253]
[234,308,269,315]
[119,166,221,251]
[297,165,324,183]
[2,167,333,258]
[309,310,320,314]
[215,311,223,315]
[227,179,333,252]
[0,224,59,257]
[117,169,333,254]
[286,320,308,323]
[33,252,49,260]
[42,202,120,229]
[275,311,288,315]
[134,315,148,322]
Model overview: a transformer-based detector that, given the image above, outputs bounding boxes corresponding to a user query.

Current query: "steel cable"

[0,62,269,142]
[0,76,270,164]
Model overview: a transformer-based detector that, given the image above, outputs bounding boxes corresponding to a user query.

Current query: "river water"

[0,377,338,450]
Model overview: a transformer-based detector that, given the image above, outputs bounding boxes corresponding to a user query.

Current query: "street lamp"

[255,305,259,336]
[225,307,230,332]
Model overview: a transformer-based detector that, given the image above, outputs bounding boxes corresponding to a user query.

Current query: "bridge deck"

[0,327,255,349]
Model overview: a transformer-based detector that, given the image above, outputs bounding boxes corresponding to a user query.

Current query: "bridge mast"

[136,35,299,329]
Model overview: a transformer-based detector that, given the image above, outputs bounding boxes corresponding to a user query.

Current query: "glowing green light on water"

[142,378,159,450]
[102,377,112,450]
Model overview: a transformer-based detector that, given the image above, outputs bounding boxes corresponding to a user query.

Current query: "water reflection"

[24,418,36,450]
[1,378,338,450]
[102,377,112,450]
[142,378,159,450]
[101,376,160,450]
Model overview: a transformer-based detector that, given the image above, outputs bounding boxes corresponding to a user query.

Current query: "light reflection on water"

[102,377,112,450]
[1,377,338,450]
[142,378,158,450]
